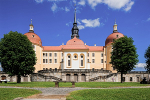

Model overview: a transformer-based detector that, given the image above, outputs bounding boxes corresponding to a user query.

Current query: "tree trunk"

[17,75,21,83]
[121,72,123,83]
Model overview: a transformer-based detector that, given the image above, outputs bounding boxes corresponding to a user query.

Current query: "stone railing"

[38,68,112,73]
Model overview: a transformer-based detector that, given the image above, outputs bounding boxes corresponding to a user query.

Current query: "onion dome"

[105,21,124,46]
[63,36,88,50]
[24,19,42,47]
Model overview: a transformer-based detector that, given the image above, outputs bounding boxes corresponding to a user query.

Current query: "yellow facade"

[25,21,124,73]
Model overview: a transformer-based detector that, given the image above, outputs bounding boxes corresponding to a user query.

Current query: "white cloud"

[66,21,72,26]
[77,20,81,25]
[35,0,44,3]
[147,17,150,21]
[135,63,146,68]
[73,0,76,4]
[87,0,134,11]
[66,18,101,30]
[65,7,70,12]
[51,3,58,12]
[87,0,102,9]
[48,0,67,1]
[78,25,85,29]
[81,18,100,27]
[78,0,86,6]
[124,1,134,11]
[57,34,60,37]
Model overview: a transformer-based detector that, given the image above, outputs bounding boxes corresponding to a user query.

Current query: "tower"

[71,8,79,39]
[29,19,34,33]
[113,20,118,33]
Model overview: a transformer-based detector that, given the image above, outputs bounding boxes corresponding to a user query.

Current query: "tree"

[110,36,139,83]
[0,31,36,83]
[144,45,150,81]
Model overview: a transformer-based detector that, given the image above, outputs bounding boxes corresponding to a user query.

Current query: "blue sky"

[0,0,150,71]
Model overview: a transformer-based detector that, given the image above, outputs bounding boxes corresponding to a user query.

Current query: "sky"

[0,0,150,71]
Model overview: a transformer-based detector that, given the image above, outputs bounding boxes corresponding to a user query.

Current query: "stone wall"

[0,71,31,82]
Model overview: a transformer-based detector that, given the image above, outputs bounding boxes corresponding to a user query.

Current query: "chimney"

[85,43,86,45]
[62,43,64,45]
[94,44,96,46]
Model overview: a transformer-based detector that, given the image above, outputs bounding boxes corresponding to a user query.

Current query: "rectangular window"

[55,59,57,63]
[49,53,52,57]
[101,53,103,57]
[68,60,70,66]
[43,59,47,63]
[62,53,63,57]
[49,59,52,63]
[130,77,132,81]
[87,59,89,62]
[54,53,57,57]
[43,53,47,57]
[81,60,83,66]
[92,59,95,63]
[92,53,95,57]
[87,53,89,57]
[43,59,45,63]
[101,59,103,63]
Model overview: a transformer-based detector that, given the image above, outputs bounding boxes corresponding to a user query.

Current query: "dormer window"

[116,35,119,38]
[32,35,34,37]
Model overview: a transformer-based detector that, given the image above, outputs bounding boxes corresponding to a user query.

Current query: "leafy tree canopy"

[144,45,150,72]
[0,31,36,82]
[110,36,139,83]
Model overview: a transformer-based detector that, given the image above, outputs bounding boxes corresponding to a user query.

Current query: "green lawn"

[0,88,41,100]
[67,88,150,100]
[0,82,149,88]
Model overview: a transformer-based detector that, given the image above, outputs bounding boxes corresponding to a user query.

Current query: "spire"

[74,8,76,23]
[113,19,118,33]
[114,19,117,25]
[71,7,79,39]
[30,19,33,25]
[29,19,34,32]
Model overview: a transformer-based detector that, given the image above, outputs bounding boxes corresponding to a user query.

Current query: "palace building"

[0,10,149,83]
[24,10,124,73]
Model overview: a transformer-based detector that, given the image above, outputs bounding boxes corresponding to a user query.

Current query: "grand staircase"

[32,73,62,81]
[89,73,117,82]
[38,73,62,81]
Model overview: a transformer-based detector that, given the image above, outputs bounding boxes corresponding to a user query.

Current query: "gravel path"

[1,86,150,95]
[1,86,150,100]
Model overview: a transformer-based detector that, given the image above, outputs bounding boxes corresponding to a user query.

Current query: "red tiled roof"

[86,45,104,51]
[63,37,88,50]
[43,45,64,51]
[24,32,42,47]
[105,32,124,46]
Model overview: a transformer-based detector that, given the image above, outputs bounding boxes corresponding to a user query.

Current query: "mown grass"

[67,88,150,100]
[0,82,149,88]
[0,88,41,100]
